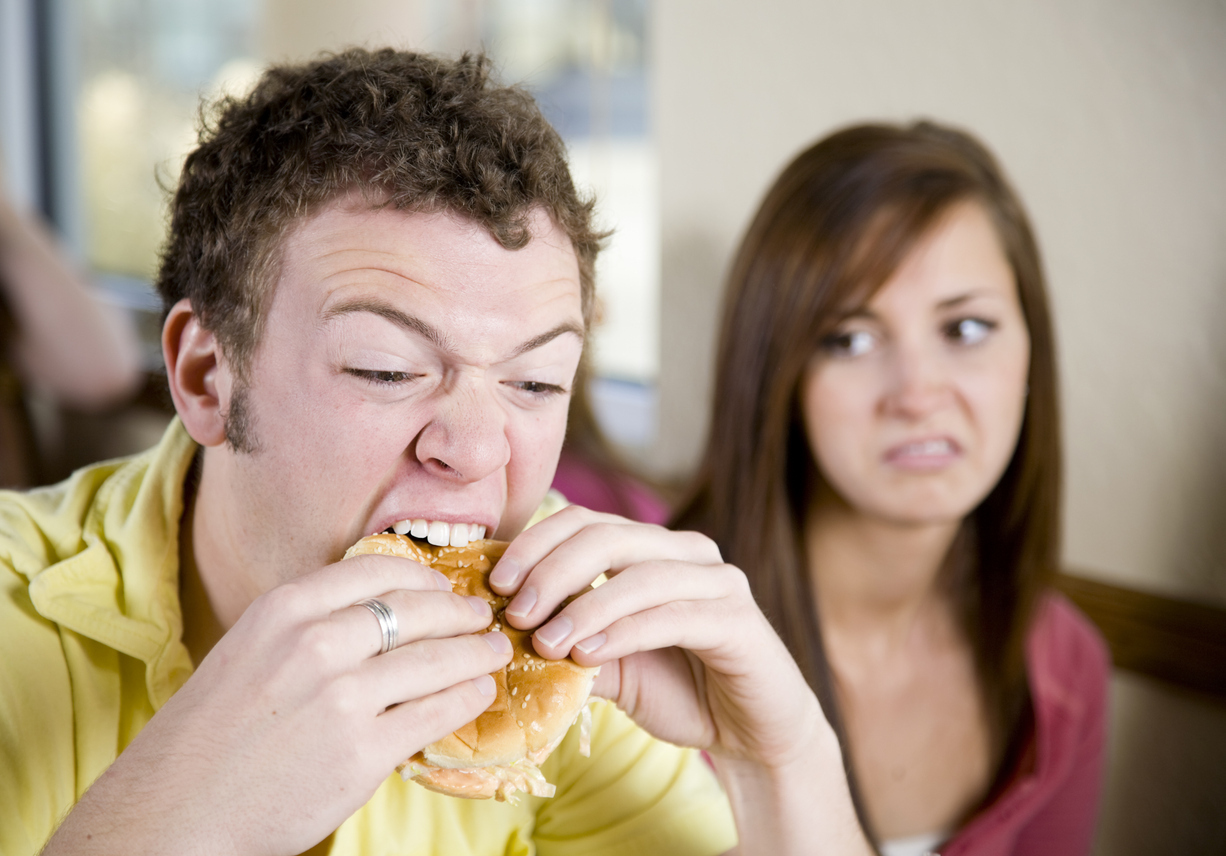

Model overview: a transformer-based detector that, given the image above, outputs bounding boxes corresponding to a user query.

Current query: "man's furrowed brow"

[511,322,585,358]
[323,298,453,350]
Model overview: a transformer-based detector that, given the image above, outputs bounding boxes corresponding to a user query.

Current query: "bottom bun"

[345,533,599,801]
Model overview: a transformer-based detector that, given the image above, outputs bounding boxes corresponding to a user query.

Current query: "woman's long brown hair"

[672,121,1061,840]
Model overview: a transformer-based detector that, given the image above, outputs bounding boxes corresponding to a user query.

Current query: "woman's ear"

[162,298,229,447]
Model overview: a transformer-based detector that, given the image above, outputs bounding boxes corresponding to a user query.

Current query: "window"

[2,0,658,448]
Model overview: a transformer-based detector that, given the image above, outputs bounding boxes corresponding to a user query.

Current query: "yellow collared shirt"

[0,418,736,856]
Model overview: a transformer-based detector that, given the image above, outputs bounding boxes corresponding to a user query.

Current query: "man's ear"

[162,298,229,447]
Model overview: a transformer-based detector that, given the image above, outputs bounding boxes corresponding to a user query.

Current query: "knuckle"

[554,587,604,630]
[384,591,424,635]
[434,594,487,637]
[320,674,363,719]
[680,529,722,563]
[556,503,594,523]
[457,593,492,624]
[603,610,658,654]
[415,687,486,738]
[472,632,512,667]
[655,598,690,629]
[587,520,625,542]
[388,556,433,587]
[298,619,348,668]
[348,553,402,588]
[572,521,625,567]
[406,698,451,738]
[419,636,487,678]
[716,562,752,596]
[403,636,443,672]
[260,579,318,621]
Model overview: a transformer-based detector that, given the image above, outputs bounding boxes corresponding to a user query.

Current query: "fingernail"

[433,571,452,591]
[574,633,606,655]
[482,631,512,655]
[504,586,537,619]
[474,674,496,697]
[488,557,520,589]
[533,616,573,649]
[487,554,517,586]
[466,596,490,616]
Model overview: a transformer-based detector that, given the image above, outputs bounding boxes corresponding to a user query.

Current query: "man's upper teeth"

[390,519,486,547]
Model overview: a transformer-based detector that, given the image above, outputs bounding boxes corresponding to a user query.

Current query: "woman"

[675,121,1109,855]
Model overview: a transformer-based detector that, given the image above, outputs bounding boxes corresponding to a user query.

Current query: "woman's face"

[800,201,1031,528]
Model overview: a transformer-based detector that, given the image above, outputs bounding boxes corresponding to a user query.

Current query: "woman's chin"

[851,495,979,531]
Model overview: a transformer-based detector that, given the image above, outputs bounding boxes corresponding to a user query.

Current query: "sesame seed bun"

[344,533,599,801]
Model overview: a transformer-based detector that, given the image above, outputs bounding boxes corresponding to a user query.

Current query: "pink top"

[940,593,1111,856]
[550,450,671,525]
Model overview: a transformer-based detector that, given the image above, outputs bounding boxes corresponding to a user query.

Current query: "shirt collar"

[28,418,199,709]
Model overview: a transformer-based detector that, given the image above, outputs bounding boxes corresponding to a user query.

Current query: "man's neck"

[178,450,258,665]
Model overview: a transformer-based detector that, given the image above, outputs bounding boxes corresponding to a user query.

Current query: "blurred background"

[1,0,1223,851]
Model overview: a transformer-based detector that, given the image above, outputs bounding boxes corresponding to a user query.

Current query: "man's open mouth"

[385,519,488,548]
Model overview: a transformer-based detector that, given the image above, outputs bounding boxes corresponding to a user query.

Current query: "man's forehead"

[268,196,581,345]
[288,193,551,250]
[279,199,569,282]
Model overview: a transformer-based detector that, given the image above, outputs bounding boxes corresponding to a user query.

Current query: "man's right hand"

[43,552,512,856]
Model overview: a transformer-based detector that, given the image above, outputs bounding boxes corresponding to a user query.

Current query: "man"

[0,49,867,855]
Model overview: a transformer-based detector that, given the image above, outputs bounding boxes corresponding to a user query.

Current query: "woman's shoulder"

[1031,590,1108,651]
[1026,590,1112,711]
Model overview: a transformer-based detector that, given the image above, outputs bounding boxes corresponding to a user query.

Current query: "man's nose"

[881,340,953,420]
[413,375,511,482]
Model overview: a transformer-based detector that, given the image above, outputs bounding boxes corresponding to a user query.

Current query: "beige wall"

[259,0,428,60]
[650,1,1226,851]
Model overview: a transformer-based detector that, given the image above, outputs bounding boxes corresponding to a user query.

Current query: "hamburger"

[344,533,599,801]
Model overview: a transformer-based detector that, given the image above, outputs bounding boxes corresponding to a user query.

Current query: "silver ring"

[357,597,398,655]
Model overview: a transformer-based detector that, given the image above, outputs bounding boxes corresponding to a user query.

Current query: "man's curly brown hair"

[156,48,603,382]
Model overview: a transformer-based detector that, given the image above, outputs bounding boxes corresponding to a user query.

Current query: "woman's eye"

[820,329,875,358]
[945,317,996,345]
[346,368,416,386]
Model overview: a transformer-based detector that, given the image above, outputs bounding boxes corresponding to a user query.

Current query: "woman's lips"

[883,437,963,470]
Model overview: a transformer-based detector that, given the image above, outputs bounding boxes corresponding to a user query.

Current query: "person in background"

[674,121,1109,856]
[551,360,670,524]
[0,174,143,485]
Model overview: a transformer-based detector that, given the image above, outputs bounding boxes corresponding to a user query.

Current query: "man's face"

[206,199,583,588]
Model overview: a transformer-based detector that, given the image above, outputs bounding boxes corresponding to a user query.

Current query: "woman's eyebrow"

[936,289,1001,310]
[831,306,876,324]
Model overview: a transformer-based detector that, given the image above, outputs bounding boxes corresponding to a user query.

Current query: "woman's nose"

[413,376,511,482]
[882,341,953,420]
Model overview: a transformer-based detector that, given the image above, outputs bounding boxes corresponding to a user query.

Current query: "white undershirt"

[878,831,946,856]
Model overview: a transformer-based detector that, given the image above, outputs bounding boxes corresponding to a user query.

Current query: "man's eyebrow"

[322,297,583,356]
[323,298,453,350]
[511,322,585,357]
